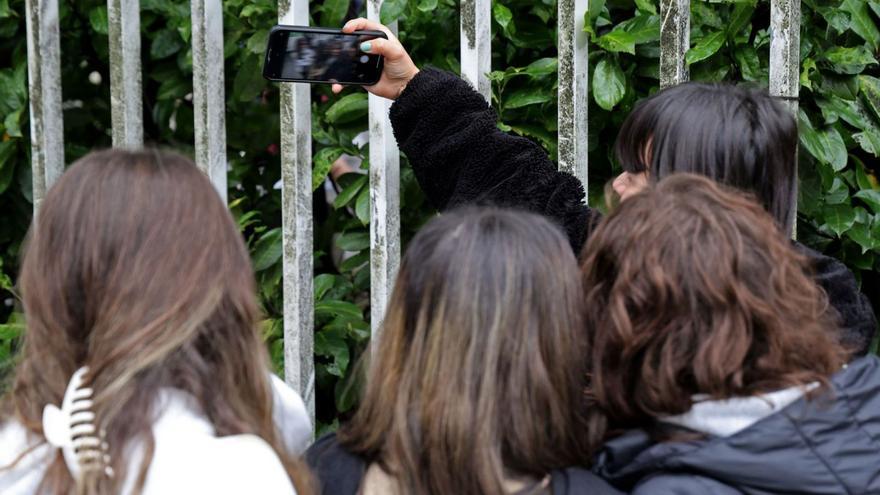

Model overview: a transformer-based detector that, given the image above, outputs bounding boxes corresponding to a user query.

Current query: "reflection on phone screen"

[281,32,377,83]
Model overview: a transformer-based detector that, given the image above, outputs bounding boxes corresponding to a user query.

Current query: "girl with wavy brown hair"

[306,207,621,495]
[583,174,880,494]
[0,149,313,494]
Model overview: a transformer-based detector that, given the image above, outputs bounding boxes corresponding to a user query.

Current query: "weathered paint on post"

[557,0,589,193]
[191,0,227,201]
[24,0,64,213]
[460,0,491,100]
[107,0,143,147]
[367,0,401,357]
[659,0,690,88]
[769,0,800,234]
[279,0,315,421]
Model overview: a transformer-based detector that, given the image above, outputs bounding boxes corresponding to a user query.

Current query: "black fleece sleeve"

[389,68,596,254]
[796,242,878,357]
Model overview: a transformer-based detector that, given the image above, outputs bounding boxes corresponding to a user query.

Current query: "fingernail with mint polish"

[360,42,372,52]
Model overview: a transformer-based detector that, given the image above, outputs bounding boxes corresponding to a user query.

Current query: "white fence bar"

[279,0,315,421]
[367,2,401,357]
[460,0,491,100]
[25,0,64,213]
[659,0,689,88]
[191,0,228,201]
[769,0,800,233]
[107,0,143,147]
[557,0,589,192]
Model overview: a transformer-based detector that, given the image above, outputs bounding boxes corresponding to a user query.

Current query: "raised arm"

[335,18,596,254]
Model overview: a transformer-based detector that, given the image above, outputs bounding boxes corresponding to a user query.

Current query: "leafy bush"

[0,0,877,427]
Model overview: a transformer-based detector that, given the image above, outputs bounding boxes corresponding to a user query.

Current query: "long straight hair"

[2,149,312,494]
[581,174,847,445]
[614,83,798,231]
[340,208,592,494]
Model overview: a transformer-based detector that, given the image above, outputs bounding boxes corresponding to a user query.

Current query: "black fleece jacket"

[389,68,878,355]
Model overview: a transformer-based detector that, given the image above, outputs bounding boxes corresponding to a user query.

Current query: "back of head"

[341,207,591,493]
[614,83,798,230]
[6,149,307,493]
[581,174,846,436]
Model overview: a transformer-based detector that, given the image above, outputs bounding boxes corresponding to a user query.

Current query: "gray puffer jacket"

[592,355,880,494]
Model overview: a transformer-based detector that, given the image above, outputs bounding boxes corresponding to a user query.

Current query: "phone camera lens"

[359,55,369,64]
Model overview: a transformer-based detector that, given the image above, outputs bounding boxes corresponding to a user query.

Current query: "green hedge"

[0,0,878,429]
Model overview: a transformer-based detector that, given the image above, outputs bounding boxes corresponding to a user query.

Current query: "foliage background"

[0,0,878,429]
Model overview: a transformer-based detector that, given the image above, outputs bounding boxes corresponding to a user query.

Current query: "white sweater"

[0,374,311,495]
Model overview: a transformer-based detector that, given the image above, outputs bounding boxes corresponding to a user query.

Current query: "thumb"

[360,37,405,61]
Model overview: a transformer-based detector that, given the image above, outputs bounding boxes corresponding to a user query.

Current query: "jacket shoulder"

[305,433,367,495]
[632,473,742,495]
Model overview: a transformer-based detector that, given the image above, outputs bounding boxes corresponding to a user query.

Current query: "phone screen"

[263,27,385,85]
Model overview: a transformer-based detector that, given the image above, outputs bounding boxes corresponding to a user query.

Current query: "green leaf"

[798,110,848,171]
[855,157,879,190]
[315,327,350,377]
[0,0,13,18]
[634,0,657,14]
[312,147,345,191]
[3,107,22,137]
[854,190,880,214]
[315,300,363,320]
[523,58,558,78]
[321,0,349,27]
[417,0,438,12]
[336,231,370,251]
[326,93,369,125]
[617,14,660,44]
[592,58,626,111]
[853,130,880,156]
[727,2,756,37]
[340,251,369,272]
[251,228,282,271]
[355,187,370,225]
[503,89,552,109]
[333,174,367,209]
[734,46,761,81]
[861,76,880,121]
[823,204,857,236]
[314,273,336,301]
[824,46,877,75]
[150,29,184,59]
[596,30,636,54]
[816,6,851,35]
[0,323,23,341]
[841,0,880,50]
[686,31,726,65]
[846,222,879,253]
[380,0,405,24]
[89,6,108,35]
[493,3,514,33]
[0,140,15,195]
[584,0,606,36]
[246,29,270,55]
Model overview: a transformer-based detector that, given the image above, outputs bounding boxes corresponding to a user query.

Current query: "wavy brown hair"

[339,207,592,494]
[1,149,312,494]
[581,174,847,443]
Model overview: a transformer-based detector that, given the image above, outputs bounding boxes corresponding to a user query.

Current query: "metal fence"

[24,0,801,422]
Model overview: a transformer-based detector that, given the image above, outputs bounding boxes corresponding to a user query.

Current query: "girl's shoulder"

[0,419,53,495]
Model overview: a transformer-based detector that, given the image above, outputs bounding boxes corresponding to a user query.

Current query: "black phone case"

[262,25,388,85]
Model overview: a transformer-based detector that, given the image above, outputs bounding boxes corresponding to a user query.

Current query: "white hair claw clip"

[42,367,114,479]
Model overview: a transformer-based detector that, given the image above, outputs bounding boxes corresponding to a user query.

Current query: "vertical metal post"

[107,0,143,147]
[659,0,690,88]
[191,0,228,201]
[769,0,800,234]
[557,0,589,195]
[460,0,491,100]
[279,0,314,422]
[367,0,401,357]
[24,0,64,213]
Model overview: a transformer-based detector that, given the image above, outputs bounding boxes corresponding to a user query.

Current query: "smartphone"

[263,26,386,85]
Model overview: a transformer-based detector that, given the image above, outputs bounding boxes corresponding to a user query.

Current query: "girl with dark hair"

[306,208,621,495]
[0,150,313,494]
[582,174,880,494]
[333,18,876,356]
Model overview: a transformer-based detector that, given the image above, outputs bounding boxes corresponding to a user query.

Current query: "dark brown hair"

[340,207,592,493]
[581,174,847,443]
[614,83,798,230]
[2,149,312,494]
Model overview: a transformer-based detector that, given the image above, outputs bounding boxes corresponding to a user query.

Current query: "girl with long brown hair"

[306,207,621,495]
[0,149,313,494]
[583,174,880,494]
